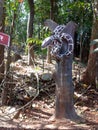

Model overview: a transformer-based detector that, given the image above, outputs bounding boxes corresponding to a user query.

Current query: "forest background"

[0,0,98,129]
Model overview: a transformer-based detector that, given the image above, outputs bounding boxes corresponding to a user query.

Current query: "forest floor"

[0,55,98,130]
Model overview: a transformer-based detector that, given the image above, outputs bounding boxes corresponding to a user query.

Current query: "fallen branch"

[75,85,92,104]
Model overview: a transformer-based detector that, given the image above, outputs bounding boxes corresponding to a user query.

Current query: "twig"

[0,60,4,68]
[0,57,40,119]
[75,84,92,103]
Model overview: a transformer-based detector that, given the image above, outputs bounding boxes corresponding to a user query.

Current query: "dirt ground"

[0,56,98,130]
[0,100,98,130]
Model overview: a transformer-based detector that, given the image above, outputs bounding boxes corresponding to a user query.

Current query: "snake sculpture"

[42,24,74,59]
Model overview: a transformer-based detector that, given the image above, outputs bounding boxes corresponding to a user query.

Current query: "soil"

[0,55,98,130]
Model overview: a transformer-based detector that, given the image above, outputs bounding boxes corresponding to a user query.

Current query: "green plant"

[26,38,42,45]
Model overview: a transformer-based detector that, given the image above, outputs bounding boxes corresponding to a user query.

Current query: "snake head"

[41,37,53,48]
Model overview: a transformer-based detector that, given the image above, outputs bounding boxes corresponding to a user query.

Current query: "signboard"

[18,0,23,3]
[0,32,10,47]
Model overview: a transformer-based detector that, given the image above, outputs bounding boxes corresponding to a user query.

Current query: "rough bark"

[46,0,59,63]
[96,54,98,90]
[28,44,34,65]
[2,2,17,105]
[55,56,78,119]
[81,0,98,86]
[27,0,34,65]
[46,0,54,63]
[5,11,16,73]
[54,22,79,120]
[42,20,82,121]
[0,0,4,81]
[0,45,4,81]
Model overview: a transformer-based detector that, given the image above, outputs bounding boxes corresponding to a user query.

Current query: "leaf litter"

[0,55,98,130]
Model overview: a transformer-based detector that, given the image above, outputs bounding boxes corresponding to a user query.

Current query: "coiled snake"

[42,25,74,59]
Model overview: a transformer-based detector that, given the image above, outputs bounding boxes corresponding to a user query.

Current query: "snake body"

[42,25,74,59]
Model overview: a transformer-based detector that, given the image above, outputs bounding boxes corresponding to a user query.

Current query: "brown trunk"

[5,10,17,73]
[81,0,98,86]
[46,0,54,63]
[0,0,4,82]
[27,0,34,65]
[2,3,17,105]
[0,0,7,105]
[54,22,80,121]
[55,56,78,119]
[0,45,4,81]
[46,0,58,63]
[82,53,96,85]
[28,45,34,65]
[96,53,98,90]
[43,20,83,121]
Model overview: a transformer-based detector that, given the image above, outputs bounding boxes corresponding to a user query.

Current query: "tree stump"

[42,19,83,122]
[54,56,74,118]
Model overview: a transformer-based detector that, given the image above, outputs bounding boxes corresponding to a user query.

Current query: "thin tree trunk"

[5,11,17,73]
[81,0,98,86]
[27,0,34,65]
[2,5,17,105]
[96,53,98,90]
[0,0,8,105]
[0,0,4,82]
[46,0,58,63]
[46,0,54,63]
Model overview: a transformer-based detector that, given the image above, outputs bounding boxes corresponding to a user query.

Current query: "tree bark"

[0,0,4,82]
[46,0,59,63]
[5,11,17,73]
[2,2,17,105]
[55,56,78,119]
[96,54,98,90]
[27,0,34,65]
[54,22,79,120]
[46,0,54,63]
[42,20,83,121]
[81,0,98,86]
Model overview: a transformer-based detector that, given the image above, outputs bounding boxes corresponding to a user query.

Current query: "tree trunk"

[0,45,4,80]
[55,56,78,120]
[0,0,4,82]
[42,20,83,121]
[46,0,54,63]
[42,19,83,122]
[81,0,98,86]
[96,53,98,90]
[0,0,8,105]
[28,44,34,65]
[54,22,80,120]
[5,11,16,73]
[46,0,58,63]
[2,3,17,105]
[27,0,34,65]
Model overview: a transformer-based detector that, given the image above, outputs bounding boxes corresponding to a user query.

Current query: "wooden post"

[54,51,78,119]
[42,20,83,121]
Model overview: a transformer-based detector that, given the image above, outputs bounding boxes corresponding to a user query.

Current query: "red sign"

[0,32,10,47]
[18,0,23,3]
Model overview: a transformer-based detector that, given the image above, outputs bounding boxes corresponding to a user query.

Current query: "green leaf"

[26,38,33,44]
[27,38,42,45]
